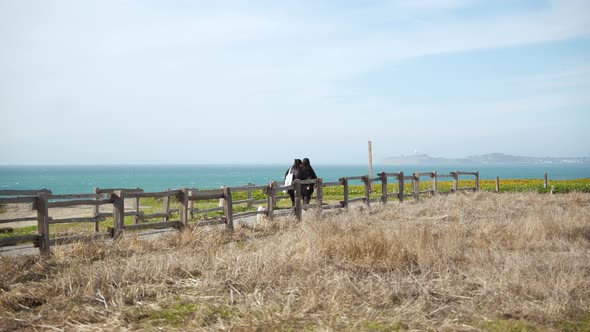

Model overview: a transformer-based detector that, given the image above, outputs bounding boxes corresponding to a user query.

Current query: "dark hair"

[302,158,310,166]
[293,159,302,167]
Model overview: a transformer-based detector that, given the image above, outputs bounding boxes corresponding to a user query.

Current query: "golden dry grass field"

[1,192,590,331]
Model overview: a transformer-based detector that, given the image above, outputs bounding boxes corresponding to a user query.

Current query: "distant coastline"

[382,153,590,166]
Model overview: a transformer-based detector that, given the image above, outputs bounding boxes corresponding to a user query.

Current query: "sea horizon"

[1,164,589,195]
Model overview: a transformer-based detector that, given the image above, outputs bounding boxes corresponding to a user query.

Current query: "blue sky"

[1,0,589,165]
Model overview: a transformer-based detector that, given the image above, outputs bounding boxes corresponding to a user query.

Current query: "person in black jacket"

[284,159,302,206]
[300,157,317,204]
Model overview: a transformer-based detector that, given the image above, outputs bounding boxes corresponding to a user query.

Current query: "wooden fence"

[0,170,479,256]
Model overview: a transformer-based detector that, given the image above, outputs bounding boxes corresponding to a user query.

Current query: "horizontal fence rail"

[0,170,483,256]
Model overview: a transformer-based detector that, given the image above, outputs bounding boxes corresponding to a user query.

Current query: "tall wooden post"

[398,172,404,203]
[475,172,480,192]
[178,188,189,229]
[132,188,140,224]
[413,173,419,201]
[188,190,194,220]
[363,176,371,207]
[452,171,458,192]
[341,177,349,208]
[112,190,125,239]
[432,171,437,195]
[162,189,170,222]
[544,172,548,189]
[36,192,50,256]
[247,183,254,208]
[94,187,100,232]
[266,182,275,221]
[495,176,500,193]
[315,178,323,213]
[222,187,234,231]
[379,172,388,204]
[368,140,373,191]
[293,179,302,221]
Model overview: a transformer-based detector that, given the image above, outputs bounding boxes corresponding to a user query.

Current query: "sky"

[1,0,589,165]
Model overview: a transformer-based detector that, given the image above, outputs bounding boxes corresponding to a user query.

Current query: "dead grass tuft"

[1,192,589,330]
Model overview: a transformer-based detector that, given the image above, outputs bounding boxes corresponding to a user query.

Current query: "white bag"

[284,172,294,186]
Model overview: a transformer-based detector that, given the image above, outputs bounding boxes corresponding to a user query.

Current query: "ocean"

[0,164,589,194]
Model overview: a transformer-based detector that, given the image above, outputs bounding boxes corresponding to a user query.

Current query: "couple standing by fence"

[284,158,317,206]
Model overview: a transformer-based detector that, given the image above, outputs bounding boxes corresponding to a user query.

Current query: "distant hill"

[381,153,589,165]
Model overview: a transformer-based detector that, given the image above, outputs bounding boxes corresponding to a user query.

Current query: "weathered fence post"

[398,172,404,203]
[294,179,302,221]
[363,176,371,208]
[112,190,125,239]
[340,177,349,208]
[379,172,388,204]
[162,189,170,222]
[495,176,500,193]
[315,178,323,213]
[247,183,254,208]
[544,172,548,189]
[475,172,480,192]
[452,171,458,192]
[188,189,194,219]
[413,173,419,201]
[219,186,225,207]
[222,186,234,231]
[432,171,437,195]
[178,188,189,229]
[94,187,100,232]
[266,182,275,221]
[36,192,50,256]
[132,188,140,224]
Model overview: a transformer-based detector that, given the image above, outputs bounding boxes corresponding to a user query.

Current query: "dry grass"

[1,192,590,331]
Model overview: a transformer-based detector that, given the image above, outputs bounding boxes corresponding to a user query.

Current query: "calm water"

[0,164,589,194]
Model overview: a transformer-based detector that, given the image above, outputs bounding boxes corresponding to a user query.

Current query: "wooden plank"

[0,197,37,204]
[190,192,224,200]
[97,211,142,218]
[0,234,39,247]
[49,216,106,224]
[346,175,367,181]
[415,172,434,177]
[227,185,266,191]
[341,177,349,208]
[381,172,401,177]
[96,188,143,194]
[192,206,224,214]
[456,171,477,175]
[0,189,51,196]
[49,233,111,246]
[315,178,323,213]
[139,212,173,220]
[48,193,101,199]
[48,199,113,208]
[300,179,318,185]
[322,181,341,187]
[0,217,37,224]
[125,190,180,198]
[124,220,180,231]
